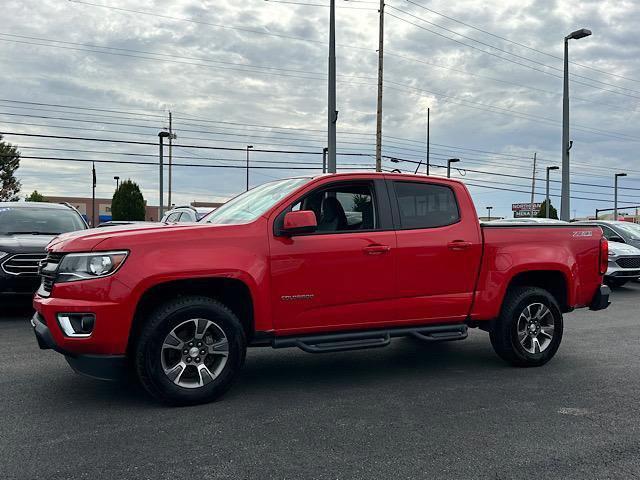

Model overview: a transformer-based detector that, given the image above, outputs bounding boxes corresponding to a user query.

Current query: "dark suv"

[0,202,87,295]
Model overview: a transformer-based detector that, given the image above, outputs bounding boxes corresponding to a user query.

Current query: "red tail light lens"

[599,237,608,275]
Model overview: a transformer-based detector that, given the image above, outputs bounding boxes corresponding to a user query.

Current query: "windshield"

[615,222,640,240]
[203,178,310,225]
[0,206,85,235]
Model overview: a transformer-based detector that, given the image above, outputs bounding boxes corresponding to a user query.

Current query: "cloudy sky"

[1,0,639,218]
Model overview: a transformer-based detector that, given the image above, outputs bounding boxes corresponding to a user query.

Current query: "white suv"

[161,206,214,223]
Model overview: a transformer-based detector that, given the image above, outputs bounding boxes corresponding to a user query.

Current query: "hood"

[0,233,57,253]
[48,222,228,252]
[608,241,640,256]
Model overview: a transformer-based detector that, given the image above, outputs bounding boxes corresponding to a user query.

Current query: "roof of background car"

[0,201,70,209]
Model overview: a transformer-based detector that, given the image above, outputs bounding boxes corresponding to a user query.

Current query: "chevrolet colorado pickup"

[32,173,610,405]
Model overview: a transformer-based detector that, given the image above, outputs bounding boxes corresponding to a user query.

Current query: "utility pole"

[375,0,385,172]
[486,206,493,221]
[91,162,96,227]
[426,107,430,175]
[158,131,170,219]
[546,166,559,218]
[415,107,429,175]
[327,0,337,173]
[168,111,173,209]
[530,152,537,218]
[246,145,254,191]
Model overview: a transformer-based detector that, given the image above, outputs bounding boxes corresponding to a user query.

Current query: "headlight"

[56,251,128,283]
[0,251,7,261]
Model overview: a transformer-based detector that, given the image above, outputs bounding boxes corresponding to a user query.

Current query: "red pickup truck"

[32,173,610,405]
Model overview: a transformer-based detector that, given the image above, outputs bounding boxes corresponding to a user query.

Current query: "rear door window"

[393,182,460,229]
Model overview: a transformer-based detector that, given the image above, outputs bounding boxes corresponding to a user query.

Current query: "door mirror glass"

[282,211,317,236]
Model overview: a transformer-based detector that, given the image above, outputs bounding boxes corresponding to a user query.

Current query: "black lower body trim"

[32,312,126,381]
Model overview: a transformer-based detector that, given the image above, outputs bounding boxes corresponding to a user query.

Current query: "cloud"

[0,0,639,217]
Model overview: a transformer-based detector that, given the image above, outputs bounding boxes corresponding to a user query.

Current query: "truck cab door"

[268,178,397,335]
[388,179,482,324]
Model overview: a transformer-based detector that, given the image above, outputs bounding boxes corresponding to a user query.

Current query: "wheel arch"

[127,277,255,355]
[506,270,570,312]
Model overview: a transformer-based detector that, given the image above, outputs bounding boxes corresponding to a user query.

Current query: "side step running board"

[272,324,467,354]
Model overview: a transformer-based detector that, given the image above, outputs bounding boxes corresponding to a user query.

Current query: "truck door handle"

[447,240,472,251]
[363,244,391,255]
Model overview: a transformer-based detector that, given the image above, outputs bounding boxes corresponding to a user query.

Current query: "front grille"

[616,257,640,269]
[2,253,48,276]
[38,252,65,296]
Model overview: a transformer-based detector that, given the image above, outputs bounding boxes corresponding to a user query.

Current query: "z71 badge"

[572,231,593,237]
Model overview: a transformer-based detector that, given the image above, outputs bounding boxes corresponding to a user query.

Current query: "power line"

[386,8,640,100]
[66,0,373,50]
[402,0,640,85]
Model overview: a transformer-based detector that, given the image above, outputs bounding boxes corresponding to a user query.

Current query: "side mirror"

[609,236,625,243]
[282,210,317,236]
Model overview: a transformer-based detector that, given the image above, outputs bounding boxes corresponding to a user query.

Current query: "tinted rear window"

[0,206,85,235]
[394,182,460,229]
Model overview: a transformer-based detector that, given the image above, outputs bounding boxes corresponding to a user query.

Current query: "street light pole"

[327,0,337,173]
[114,176,120,190]
[158,131,171,219]
[374,0,385,172]
[545,166,559,218]
[614,173,627,220]
[246,145,254,191]
[561,28,592,222]
[486,206,493,221]
[447,158,460,178]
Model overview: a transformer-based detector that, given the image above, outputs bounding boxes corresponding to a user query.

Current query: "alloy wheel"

[160,318,229,388]
[516,303,555,354]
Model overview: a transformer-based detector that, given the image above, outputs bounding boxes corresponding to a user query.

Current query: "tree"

[25,190,45,202]
[0,135,21,201]
[537,199,558,220]
[111,179,146,221]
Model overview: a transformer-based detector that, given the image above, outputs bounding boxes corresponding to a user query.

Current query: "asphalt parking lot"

[1,286,639,480]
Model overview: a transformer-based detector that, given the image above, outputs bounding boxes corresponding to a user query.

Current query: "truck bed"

[470,223,604,321]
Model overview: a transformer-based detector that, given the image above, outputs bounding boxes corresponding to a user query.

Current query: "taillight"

[599,237,608,275]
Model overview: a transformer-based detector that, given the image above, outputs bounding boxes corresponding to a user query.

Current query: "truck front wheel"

[134,296,246,406]
[490,287,563,367]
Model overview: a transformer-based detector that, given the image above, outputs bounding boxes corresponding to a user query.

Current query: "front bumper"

[606,257,640,279]
[589,285,611,311]
[31,312,126,381]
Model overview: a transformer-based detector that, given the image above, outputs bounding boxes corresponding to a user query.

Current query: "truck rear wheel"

[490,287,563,367]
[134,296,246,406]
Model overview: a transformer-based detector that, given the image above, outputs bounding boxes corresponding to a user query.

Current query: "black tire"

[490,287,563,367]
[606,278,628,288]
[134,296,246,406]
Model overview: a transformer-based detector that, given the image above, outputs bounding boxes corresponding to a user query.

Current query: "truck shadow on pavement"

[44,335,504,408]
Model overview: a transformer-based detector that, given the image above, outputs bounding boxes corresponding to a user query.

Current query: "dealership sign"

[512,203,542,218]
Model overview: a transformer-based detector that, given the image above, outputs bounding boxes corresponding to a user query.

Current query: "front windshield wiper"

[4,231,62,235]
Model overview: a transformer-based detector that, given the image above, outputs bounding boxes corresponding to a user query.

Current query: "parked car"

[575,220,640,249]
[32,173,609,405]
[602,240,640,288]
[0,202,87,295]
[161,206,213,223]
